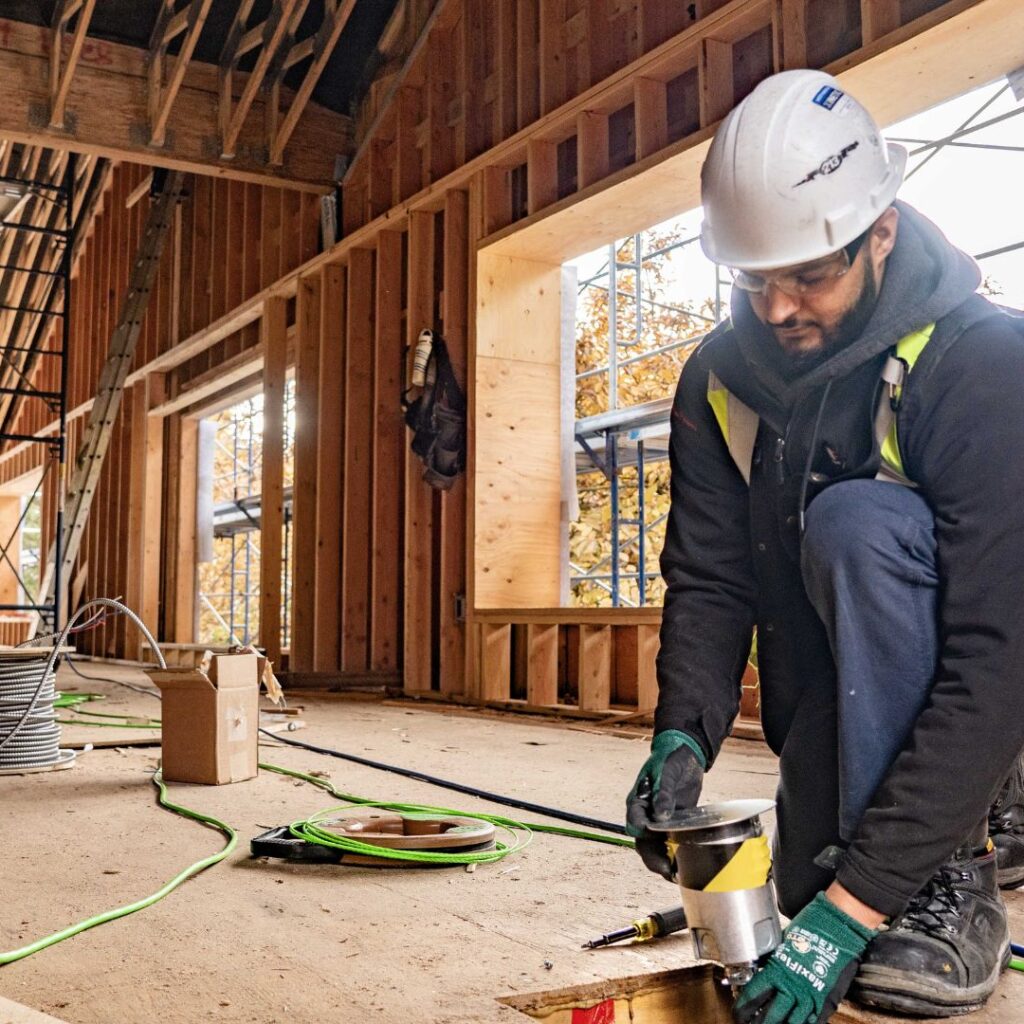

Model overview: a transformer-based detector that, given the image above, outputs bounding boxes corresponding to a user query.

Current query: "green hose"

[0,770,235,967]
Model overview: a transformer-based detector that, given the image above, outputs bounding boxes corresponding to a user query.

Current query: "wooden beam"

[341,247,374,672]
[404,209,435,692]
[49,0,98,130]
[290,271,321,671]
[371,230,403,672]
[149,0,215,147]
[0,16,348,190]
[314,264,345,671]
[439,190,467,694]
[269,0,359,164]
[259,295,287,669]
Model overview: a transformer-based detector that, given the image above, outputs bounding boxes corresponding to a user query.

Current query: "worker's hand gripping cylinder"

[649,800,782,988]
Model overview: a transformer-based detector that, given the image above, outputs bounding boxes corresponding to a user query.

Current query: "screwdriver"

[582,906,688,948]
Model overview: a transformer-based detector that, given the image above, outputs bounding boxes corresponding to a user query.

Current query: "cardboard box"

[148,653,259,784]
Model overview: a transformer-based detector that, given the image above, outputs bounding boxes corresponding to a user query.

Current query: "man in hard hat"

[625,68,1024,1023]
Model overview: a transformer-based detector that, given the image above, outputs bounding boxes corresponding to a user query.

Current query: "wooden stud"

[615,623,659,710]
[371,231,404,673]
[141,374,166,650]
[633,77,668,159]
[861,0,902,43]
[313,264,345,671]
[525,622,559,705]
[341,248,374,672]
[479,622,512,700]
[576,109,609,188]
[259,295,287,669]
[394,87,423,203]
[516,0,540,129]
[699,36,734,126]
[577,623,612,711]
[526,139,558,214]
[539,0,567,115]
[495,0,518,142]
[773,0,808,70]
[439,190,468,694]
[172,416,198,643]
[404,209,435,693]
[290,272,321,671]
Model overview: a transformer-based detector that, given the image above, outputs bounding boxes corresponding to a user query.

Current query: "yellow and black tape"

[674,834,771,892]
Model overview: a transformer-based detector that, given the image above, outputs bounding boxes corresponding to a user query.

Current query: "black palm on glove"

[626,730,706,879]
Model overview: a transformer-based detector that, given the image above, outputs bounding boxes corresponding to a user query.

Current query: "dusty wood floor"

[1,662,1022,1024]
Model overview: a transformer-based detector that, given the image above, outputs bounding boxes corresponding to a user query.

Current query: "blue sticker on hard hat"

[813,86,845,111]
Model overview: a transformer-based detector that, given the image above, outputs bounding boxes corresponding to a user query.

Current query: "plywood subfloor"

[1,662,1022,1023]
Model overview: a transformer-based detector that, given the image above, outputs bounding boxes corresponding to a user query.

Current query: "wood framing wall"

[0,0,1020,716]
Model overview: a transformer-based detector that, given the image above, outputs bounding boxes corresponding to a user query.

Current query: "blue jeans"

[801,480,939,840]
[769,479,939,915]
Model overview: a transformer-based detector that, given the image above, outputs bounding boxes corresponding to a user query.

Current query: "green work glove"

[733,892,878,1024]
[625,729,706,879]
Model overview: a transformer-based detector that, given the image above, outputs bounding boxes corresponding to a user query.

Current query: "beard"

[776,268,879,370]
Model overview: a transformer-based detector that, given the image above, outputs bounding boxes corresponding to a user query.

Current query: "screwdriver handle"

[649,905,688,937]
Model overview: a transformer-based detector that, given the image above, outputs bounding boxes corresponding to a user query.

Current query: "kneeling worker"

[626,69,1024,1023]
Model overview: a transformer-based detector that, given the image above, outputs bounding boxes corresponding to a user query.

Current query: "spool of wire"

[0,651,74,772]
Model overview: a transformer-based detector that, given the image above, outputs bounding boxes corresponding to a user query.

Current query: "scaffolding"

[571,229,726,607]
[0,152,77,630]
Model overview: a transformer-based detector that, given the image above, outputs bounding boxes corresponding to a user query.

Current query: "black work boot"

[850,826,1010,1017]
[989,750,1024,889]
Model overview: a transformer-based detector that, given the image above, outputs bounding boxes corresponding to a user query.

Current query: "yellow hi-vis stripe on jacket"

[705,323,936,485]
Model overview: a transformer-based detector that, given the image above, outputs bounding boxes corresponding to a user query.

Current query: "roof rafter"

[218,0,307,160]
[148,0,216,147]
[268,0,360,165]
[49,0,98,130]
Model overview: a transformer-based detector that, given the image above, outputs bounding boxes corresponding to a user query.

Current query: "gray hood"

[726,201,981,410]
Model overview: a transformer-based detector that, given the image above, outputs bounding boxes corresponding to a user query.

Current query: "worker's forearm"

[824,881,887,930]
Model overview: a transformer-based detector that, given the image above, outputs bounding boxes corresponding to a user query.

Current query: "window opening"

[197,379,296,647]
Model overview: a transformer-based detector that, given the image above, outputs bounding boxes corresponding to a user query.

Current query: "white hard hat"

[699,69,907,270]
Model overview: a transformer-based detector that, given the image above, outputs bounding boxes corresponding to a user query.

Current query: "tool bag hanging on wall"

[402,329,466,491]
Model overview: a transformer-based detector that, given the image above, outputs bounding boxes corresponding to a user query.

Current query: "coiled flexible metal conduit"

[0,598,165,771]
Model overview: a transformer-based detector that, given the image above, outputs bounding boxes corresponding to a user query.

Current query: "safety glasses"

[729,228,871,298]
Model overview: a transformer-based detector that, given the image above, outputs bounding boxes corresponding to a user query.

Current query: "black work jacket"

[654,295,1024,917]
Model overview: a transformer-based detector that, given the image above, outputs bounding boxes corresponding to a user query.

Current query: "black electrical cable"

[260,728,628,836]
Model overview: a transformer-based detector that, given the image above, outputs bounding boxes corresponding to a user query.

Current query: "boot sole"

[997,864,1024,889]
[850,941,1010,1018]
